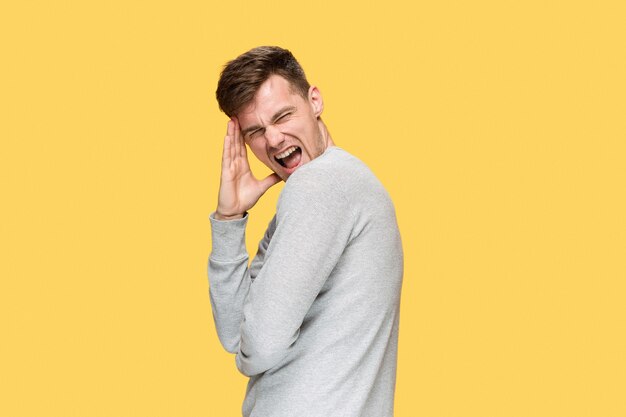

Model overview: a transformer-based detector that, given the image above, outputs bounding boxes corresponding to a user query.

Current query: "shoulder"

[283,147,372,193]
[276,147,358,213]
[275,146,397,236]
[277,146,392,217]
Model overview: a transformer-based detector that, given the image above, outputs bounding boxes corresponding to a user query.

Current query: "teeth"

[276,146,298,159]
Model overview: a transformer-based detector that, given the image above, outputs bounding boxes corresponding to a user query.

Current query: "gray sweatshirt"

[208,146,403,417]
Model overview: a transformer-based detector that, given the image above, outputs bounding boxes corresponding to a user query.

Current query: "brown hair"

[216,46,311,117]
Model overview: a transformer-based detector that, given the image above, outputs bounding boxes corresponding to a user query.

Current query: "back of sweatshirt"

[208,146,404,417]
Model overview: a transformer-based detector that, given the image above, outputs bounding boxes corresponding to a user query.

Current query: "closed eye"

[275,112,292,123]
[247,128,264,140]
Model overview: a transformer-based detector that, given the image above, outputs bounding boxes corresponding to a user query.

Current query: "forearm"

[208,212,251,353]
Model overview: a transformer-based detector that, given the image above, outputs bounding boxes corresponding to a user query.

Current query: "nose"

[264,124,284,148]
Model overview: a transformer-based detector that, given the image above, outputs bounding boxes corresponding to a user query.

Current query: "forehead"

[238,75,304,120]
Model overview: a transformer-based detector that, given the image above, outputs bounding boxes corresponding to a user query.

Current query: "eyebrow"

[241,105,297,137]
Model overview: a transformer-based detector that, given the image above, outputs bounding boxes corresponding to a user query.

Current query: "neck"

[318,118,335,149]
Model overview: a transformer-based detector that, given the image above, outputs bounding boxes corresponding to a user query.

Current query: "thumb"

[259,173,282,192]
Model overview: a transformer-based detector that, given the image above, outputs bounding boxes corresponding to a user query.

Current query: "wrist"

[214,211,245,221]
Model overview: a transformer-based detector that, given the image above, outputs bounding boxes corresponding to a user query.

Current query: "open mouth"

[274,146,302,169]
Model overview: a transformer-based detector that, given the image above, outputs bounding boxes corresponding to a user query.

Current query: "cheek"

[284,119,313,142]
[284,117,307,133]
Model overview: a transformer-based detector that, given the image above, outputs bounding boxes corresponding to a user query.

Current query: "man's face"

[236,75,329,181]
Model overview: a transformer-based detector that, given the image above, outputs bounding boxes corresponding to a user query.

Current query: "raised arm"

[208,213,275,352]
[208,118,280,351]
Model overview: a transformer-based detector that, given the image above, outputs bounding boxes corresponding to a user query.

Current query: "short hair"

[216,46,311,117]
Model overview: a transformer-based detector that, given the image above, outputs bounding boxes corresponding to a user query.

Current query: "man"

[208,46,403,417]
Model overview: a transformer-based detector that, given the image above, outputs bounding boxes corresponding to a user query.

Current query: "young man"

[208,46,403,417]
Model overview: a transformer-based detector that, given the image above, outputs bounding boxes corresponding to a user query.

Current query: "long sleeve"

[208,212,275,353]
[235,169,355,376]
[208,147,403,417]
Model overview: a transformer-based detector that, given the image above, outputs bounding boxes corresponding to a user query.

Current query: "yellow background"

[1,0,625,416]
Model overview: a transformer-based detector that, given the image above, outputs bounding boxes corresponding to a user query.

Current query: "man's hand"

[214,118,281,220]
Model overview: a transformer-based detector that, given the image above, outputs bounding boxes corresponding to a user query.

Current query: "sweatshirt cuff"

[209,211,249,261]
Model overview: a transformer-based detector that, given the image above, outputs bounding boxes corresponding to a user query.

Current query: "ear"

[308,85,324,118]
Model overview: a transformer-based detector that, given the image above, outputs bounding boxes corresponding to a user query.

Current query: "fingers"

[259,173,282,193]
[226,118,234,136]
[232,118,241,161]
[227,119,234,162]
[222,120,233,165]
[240,126,249,159]
[222,117,250,172]
[232,117,246,158]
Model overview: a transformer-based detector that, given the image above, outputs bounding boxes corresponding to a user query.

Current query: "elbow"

[220,337,239,355]
[235,345,291,377]
[234,329,299,376]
